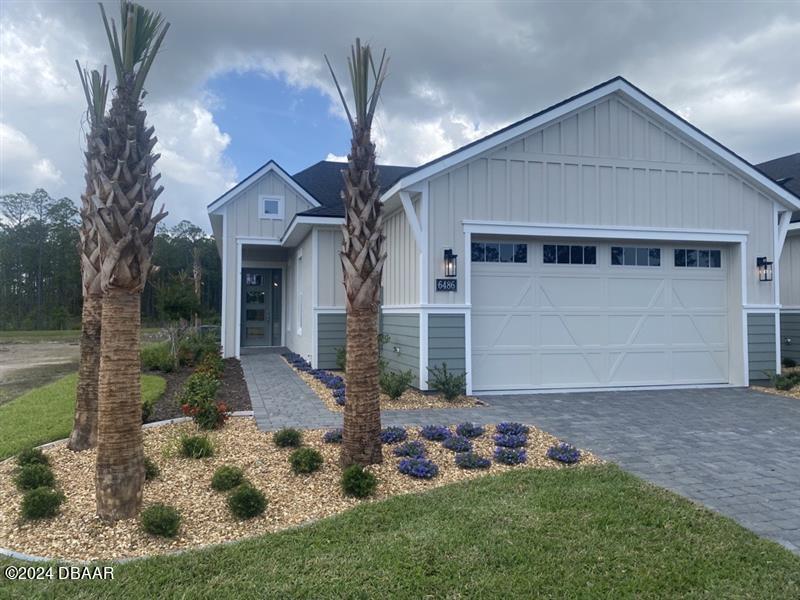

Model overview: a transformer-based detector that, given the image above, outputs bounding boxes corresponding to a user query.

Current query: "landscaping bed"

[0,417,598,561]
[752,366,800,400]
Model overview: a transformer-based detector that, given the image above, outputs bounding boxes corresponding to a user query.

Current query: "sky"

[1,0,799,231]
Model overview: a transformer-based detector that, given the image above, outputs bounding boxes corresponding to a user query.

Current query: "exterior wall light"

[443,249,457,278]
[756,256,773,282]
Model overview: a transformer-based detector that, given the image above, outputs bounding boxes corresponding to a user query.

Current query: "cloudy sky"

[1,0,799,230]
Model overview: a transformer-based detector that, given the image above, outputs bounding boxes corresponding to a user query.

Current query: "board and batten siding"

[383,206,419,306]
[781,313,800,364]
[317,228,346,307]
[780,233,800,307]
[427,314,466,382]
[317,313,346,369]
[425,92,777,308]
[380,313,420,386]
[747,313,776,382]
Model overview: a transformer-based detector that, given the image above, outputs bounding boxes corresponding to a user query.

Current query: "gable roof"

[381,76,800,213]
[757,153,800,222]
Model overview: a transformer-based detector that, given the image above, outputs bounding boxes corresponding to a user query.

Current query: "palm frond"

[76,61,109,126]
[326,38,388,132]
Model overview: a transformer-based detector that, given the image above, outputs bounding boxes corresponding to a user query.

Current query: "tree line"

[0,189,221,330]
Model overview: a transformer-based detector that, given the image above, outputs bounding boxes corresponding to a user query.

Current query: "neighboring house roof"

[756,153,800,222]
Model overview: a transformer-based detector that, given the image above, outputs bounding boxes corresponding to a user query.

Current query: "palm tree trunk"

[68,293,102,451]
[95,288,144,521]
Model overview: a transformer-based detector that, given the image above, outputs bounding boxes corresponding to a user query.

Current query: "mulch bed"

[144,358,251,423]
[0,417,600,561]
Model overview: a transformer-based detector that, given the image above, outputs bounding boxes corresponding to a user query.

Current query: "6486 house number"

[435,278,457,292]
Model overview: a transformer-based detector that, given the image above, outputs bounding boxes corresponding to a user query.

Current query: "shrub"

[177,371,220,409]
[420,425,452,441]
[393,441,427,458]
[141,396,156,423]
[335,346,346,371]
[180,435,214,459]
[379,370,414,400]
[183,400,229,430]
[397,457,439,479]
[782,357,797,369]
[179,332,220,366]
[323,429,343,444]
[380,426,408,444]
[454,452,491,470]
[195,352,225,378]
[455,422,485,439]
[14,463,55,491]
[427,363,467,401]
[494,433,528,448]
[228,483,267,519]
[495,422,530,436]
[289,448,324,474]
[141,342,173,372]
[494,447,527,465]
[144,457,160,481]
[273,428,302,448]
[547,442,582,464]
[774,375,795,391]
[140,504,181,538]
[21,487,65,520]
[284,352,312,372]
[442,435,473,453]
[312,370,345,390]
[211,465,245,491]
[17,447,49,468]
[333,388,347,406]
[341,465,378,498]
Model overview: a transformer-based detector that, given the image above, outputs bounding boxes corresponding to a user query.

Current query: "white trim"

[420,183,430,305]
[789,222,800,232]
[743,305,781,312]
[399,191,424,247]
[775,311,782,375]
[381,304,471,313]
[314,306,346,313]
[282,216,344,247]
[258,195,284,220]
[221,212,227,357]
[781,306,800,312]
[475,383,742,396]
[311,228,319,369]
[235,236,282,245]
[419,310,429,391]
[464,307,473,395]
[381,78,800,212]
[777,210,792,260]
[208,160,319,214]
[234,241,242,358]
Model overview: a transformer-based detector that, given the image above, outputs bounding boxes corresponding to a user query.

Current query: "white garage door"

[471,240,730,391]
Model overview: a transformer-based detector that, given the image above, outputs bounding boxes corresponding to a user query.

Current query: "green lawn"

[2,466,798,598]
[0,373,166,459]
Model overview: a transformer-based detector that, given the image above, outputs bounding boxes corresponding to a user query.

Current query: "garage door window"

[471,242,527,263]
[543,244,596,265]
[674,249,722,268]
[611,246,661,267]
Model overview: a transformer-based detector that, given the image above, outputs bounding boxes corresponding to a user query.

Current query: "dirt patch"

[0,417,600,561]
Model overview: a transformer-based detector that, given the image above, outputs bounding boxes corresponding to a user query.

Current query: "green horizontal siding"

[780,313,800,364]
[747,313,776,382]
[317,313,346,370]
[427,314,466,386]
[381,313,420,386]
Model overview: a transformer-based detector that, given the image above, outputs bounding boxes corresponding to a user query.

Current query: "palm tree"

[69,65,109,452]
[325,40,389,466]
[93,0,169,520]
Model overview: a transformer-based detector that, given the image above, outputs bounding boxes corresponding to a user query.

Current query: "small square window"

[499,243,514,263]
[570,245,584,264]
[557,245,570,264]
[514,244,528,263]
[260,195,283,219]
[623,247,636,266]
[611,247,623,266]
[485,243,499,262]
[583,246,596,265]
[649,248,661,266]
[698,249,710,268]
[710,249,721,268]
[686,249,698,267]
[543,245,556,264]
[471,242,485,262]
[674,249,686,267]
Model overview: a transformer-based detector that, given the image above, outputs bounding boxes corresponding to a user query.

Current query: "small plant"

[180,435,214,459]
[782,357,797,369]
[14,463,55,492]
[195,352,225,378]
[495,422,530,436]
[420,425,452,441]
[16,447,49,468]
[773,375,795,391]
[427,363,467,401]
[273,427,302,448]
[335,346,346,371]
[493,433,528,448]
[454,452,491,470]
[177,371,220,409]
[228,483,267,519]
[323,428,343,444]
[379,369,414,400]
[442,435,473,453]
[140,504,181,538]
[455,422,485,439]
[397,457,439,479]
[547,442,582,464]
[211,465,245,491]
[380,426,408,444]
[341,465,378,498]
[140,342,174,372]
[179,332,220,367]
[494,447,527,465]
[183,400,229,430]
[289,448,324,474]
[144,456,160,481]
[393,441,426,458]
[20,487,65,520]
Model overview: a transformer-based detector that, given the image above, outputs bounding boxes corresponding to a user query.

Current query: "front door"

[242,268,282,346]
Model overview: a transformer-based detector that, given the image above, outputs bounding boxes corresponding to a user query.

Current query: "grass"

[0,373,166,460]
[1,466,798,598]
[0,328,162,344]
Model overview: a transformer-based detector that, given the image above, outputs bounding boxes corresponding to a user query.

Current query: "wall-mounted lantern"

[756,256,773,282]
[443,249,457,278]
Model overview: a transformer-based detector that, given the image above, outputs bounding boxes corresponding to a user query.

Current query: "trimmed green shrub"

[774,375,795,391]
[380,369,414,400]
[17,447,49,468]
[180,435,214,459]
[177,371,220,409]
[289,447,323,474]
[782,357,797,369]
[341,465,377,498]
[211,465,245,491]
[141,342,174,372]
[140,503,181,538]
[427,363,467,401]
[273,427,302,448]
[144,456,160,481]
[228,483,267,519]
[21,487,65,520]
[196,352,225,378]
[15,463,55,491]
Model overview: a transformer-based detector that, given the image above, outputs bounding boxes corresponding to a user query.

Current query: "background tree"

[93,0,169,521]
[325,40,389,466]
[155,272,199,370]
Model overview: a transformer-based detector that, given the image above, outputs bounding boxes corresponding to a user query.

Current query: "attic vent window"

[260,195,284,220]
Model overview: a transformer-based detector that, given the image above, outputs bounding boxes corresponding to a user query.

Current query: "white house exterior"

[208,76,800,395]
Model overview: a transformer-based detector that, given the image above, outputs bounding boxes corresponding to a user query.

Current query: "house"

[208,76,800,394]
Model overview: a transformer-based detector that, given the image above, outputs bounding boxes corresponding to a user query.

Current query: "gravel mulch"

[284,359,483,411]
[751,367,800,400]
[0,417,600,562]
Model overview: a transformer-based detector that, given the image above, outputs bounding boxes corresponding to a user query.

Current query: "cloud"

[0,122,64,192]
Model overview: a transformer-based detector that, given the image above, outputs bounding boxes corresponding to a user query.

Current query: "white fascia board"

[207,160,320,214]
[281,216,344,247]
[788,222,800,232]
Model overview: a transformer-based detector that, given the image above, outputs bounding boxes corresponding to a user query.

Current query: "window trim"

[259,195,284,220]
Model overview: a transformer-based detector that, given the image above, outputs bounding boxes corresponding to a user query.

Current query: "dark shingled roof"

[292,161,415,218]
[757,153,800,222]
